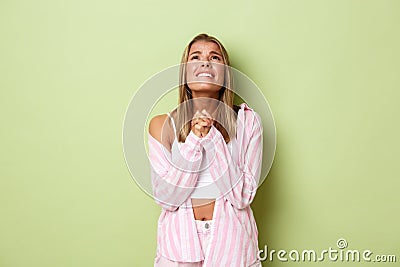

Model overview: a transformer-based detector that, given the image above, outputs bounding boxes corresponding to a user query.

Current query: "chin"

[188,82,222,93]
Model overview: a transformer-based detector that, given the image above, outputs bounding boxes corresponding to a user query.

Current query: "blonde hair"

[175,33,238,143]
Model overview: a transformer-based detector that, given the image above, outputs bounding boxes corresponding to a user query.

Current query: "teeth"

[198,73,212,77]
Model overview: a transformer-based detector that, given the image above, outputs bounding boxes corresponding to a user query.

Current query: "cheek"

[216,66,225,81]
[186,71,194,83]
[185,63,197,80]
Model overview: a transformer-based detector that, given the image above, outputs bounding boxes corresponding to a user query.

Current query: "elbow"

[153,187,184,211]
[226,196,254,210]
[161,204,179,212]
[234,199,253,210]
[154,198,179,211]
[226,181,258,210]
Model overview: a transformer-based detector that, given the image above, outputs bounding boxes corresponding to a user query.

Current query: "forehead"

[189,41,222,54]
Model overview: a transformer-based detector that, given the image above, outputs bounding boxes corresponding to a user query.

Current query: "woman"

[148,33,263,267]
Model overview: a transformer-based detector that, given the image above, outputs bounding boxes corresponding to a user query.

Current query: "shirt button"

[205,223,209,229]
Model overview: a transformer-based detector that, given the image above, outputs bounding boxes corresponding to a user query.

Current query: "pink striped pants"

[154,220,262,267]
[154,220,211,267]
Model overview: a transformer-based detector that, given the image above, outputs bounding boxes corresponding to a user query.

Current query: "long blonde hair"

[175,33,238,143]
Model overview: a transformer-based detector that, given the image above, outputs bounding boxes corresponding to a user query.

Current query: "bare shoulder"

[149,114,173,150]
[149,114,168,142]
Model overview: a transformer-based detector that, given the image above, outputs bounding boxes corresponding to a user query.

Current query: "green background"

[1,0,399,266]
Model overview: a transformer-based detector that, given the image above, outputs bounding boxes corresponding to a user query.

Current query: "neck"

[191,96,219,117]
[191,90,219,100]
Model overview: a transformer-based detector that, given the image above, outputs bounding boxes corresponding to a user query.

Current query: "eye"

[189,55,199,60]
[211,55,221,61]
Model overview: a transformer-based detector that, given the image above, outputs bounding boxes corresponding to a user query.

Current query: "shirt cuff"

[199,125,224,151]
[184,130,203,152]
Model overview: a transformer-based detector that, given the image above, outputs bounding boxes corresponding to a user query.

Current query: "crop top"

[167,112,234,199]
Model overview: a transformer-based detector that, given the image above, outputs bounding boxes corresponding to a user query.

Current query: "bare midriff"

[191,198,215,221]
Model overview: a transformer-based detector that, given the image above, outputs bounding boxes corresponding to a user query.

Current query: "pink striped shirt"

[148,103,263,267]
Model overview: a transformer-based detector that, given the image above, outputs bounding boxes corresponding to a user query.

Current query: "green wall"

[1,0,399,266]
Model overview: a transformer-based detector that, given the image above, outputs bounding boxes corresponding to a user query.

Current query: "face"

[185,41,226,96]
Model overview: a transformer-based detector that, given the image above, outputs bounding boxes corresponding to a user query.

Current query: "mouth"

[196,72,214,78]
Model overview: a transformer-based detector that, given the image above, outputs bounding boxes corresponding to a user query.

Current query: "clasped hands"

[191,109,214,138]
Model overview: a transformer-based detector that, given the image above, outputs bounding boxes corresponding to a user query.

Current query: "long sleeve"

[201,109,263,209]
[148,131,204,211]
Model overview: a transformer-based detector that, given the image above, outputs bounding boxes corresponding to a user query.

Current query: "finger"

[191,125,201,138]
[198,121,209,127]
[193,110,202,119]
[191,116,203,126]
[197,125,208,136]
[201,109,212,119]
[191,118,198,126]
[198,117,212,127]
[201,110,213,126]
[192,116,211,125]
[205,119,213,126]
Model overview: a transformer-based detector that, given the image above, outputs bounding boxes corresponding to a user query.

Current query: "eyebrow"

[189,50,222,56]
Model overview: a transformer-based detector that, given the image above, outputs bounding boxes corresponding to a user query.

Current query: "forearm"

[202,121,263,209]
[149,131,204,210]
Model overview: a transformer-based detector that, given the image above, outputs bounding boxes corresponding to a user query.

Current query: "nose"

[201,61,210,67]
